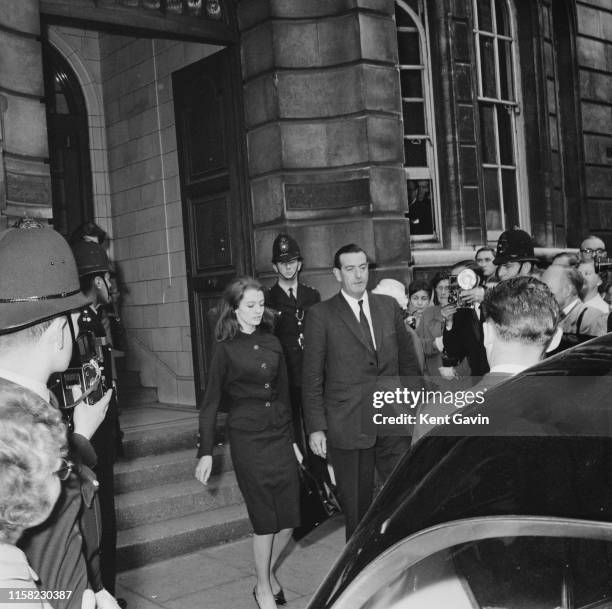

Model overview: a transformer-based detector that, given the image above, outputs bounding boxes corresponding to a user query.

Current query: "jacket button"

[264,383,270,389]
[265,402,271,408]
[261,362,267,369]
[254,344,259,350]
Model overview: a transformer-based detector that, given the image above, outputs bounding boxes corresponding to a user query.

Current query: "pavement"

[115,515,345,609]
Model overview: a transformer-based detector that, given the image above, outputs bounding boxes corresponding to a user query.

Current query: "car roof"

[310,333,612,608]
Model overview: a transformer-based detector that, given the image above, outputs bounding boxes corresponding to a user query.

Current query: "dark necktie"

[358,299,375,352]
[288,287,297,305]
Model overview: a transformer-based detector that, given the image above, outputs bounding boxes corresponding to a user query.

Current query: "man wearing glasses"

[0,221,119,609]
[579,235,607,263]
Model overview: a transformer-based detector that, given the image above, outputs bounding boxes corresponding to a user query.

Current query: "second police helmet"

[72,240,112,278]
[0,220,90,333]
[493,228,538,266]
[272,233,302,264]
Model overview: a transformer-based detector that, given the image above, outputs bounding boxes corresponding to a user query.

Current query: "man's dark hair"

[69,221,107,246]
[475,246,495,258]
[333,244,368,270]
[565,266,585,297]
[482,276,561,346]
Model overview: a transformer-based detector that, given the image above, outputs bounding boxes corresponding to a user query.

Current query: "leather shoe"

[117,599,127,609]
[273,588,286,605]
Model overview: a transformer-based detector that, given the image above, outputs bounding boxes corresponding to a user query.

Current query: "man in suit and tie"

[302,243,422,538]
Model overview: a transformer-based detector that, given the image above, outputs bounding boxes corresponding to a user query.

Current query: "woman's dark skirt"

[228,422,301,535]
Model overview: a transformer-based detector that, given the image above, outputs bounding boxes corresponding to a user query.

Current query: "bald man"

[541,265,608,350]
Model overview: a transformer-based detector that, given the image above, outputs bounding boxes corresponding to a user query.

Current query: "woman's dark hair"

[430,270,451,305]
[215,276,273,341]
[408,279,432,298]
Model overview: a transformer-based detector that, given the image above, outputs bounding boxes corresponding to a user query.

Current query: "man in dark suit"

[302,243,422,538]
[441,260,489,377]
[413,276,562,443]
[265,233,320,453]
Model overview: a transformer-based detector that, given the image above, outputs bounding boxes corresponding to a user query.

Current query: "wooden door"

[173,48,251,405]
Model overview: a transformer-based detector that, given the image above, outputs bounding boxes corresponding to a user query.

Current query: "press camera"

[447,268,479,307]
[49,310,113,409]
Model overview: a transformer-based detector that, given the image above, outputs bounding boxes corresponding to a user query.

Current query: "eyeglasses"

[55,458,74,482]
[580,248,606,256]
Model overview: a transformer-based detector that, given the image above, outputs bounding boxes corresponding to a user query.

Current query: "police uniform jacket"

[265,282,320,387]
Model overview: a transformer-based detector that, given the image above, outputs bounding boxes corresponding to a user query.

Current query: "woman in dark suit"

[195,277,300,609]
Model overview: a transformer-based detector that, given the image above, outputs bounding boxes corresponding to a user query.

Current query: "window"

[395,1,440,241]
[474,0,525,240]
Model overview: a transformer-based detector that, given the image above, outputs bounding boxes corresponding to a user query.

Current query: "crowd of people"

[2,219,612,609]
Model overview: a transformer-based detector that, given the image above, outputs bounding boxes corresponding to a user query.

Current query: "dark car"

[308,334,612,609]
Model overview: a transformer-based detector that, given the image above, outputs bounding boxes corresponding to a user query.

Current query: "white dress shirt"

[341,289,377,349]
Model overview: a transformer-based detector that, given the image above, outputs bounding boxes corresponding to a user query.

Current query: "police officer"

[265,234,320,454]
[0,220,119,609]
[493,228,539,281]
[71,240,123,604]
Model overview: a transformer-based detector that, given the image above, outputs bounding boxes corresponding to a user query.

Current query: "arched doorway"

[42,44,94,238]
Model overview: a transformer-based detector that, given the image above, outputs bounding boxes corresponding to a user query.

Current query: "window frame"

[473,0,530,241]
[395,0,442,245]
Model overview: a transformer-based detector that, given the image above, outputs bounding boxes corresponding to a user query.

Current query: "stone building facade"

[0,0,610,405]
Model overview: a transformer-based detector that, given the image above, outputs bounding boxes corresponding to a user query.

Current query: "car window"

[339,533,612,609]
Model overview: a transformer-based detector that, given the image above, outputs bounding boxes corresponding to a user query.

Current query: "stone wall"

[239,0,411,298]
[99,35,221,405]
[576,0,612,236]
[0,0,51,226]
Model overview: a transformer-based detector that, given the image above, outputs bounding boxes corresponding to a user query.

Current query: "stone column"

[239,0,410,295]
[0,0,51,228]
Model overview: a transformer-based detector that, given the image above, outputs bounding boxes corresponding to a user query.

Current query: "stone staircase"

[114,372,250,571]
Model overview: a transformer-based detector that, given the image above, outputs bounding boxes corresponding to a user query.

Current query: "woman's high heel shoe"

[273,589,286,605]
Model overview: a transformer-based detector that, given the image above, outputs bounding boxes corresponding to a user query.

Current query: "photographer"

[71,241,123,604]
[0,221,117,609]
[441,260,489,378]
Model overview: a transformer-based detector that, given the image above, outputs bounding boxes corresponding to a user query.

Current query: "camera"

[405,314,417,329]
[49,310,113,409]
[447,268,479,307]
[594,258,612,273]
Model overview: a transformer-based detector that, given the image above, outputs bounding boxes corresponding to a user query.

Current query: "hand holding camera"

[72,388,113,440]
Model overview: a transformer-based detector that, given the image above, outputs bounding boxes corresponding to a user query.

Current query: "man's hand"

[460,286,485,305]
[440,304,457,323]
[195,455,213,485]
[73,389,113,440]
[309,431,327,458]
[94,588,121,609]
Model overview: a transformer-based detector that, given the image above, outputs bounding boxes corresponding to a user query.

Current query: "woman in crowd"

[0,385,88,609]
[407,279,432,330]
[194,277,299,609]
[417,271,460,378]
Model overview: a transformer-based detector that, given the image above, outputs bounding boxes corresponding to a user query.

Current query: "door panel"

[173,48,251,404]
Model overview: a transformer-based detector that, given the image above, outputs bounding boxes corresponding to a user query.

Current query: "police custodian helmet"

[0,220,89,333]
[72,240,111,278]
[493,228,538,265]
[272,233,302,263]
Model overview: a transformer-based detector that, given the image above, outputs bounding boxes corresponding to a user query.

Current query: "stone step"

[115,470,243,529]
[114,444,232,494]
[116,503,251,571]
[120,418,197,460]
[118,385,158,407]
